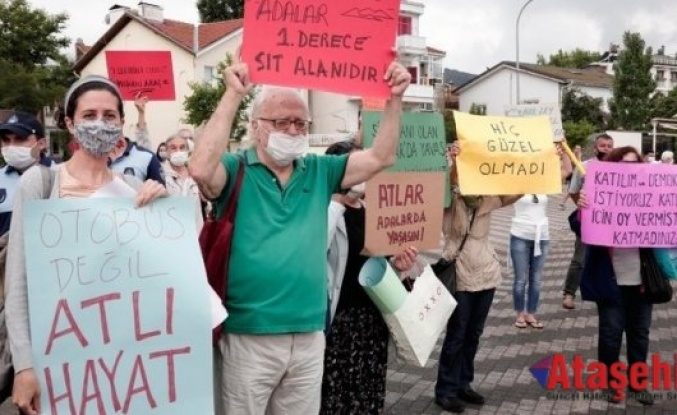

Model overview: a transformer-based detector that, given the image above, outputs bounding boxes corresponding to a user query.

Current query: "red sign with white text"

[242,0,400,98]
[105,51,176,100]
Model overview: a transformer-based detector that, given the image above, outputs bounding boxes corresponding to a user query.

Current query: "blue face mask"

[74,120,122,157]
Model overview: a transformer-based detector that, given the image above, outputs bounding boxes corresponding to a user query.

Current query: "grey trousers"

[562,236,585,296]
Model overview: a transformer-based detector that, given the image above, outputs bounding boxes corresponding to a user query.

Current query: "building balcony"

[397,35,427,56]
[403,83,434,103]
[401,0,424,16]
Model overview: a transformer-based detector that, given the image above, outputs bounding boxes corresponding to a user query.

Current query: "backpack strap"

[38,165,55,199]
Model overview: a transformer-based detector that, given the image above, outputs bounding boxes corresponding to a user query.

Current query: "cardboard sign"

[242,0,399,98]
[25,198,213,414]
[362,111,451,206]
[363,172,445,256]
[581,162,677,247]
[454,111,561,195]
[105,51,176,100]
[504,103,564,142]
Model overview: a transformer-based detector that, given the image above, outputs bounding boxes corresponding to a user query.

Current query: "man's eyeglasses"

[259,118,312,131]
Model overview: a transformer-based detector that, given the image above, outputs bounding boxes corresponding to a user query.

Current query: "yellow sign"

[454,111,561,195]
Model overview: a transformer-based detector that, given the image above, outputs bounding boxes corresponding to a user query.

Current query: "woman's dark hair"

[325,140,361,156]
[65,81,125,120]
[156,143,166,160]
[603,146,642,163]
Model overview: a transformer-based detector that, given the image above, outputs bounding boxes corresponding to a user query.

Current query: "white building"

[591,44,677,94]
[74,3,243,149]
[455,61,614,116]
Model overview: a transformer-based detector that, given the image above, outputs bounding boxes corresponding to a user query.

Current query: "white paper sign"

[504,103,564,142]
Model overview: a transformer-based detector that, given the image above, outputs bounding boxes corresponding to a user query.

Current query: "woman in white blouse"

[511,144,572,329]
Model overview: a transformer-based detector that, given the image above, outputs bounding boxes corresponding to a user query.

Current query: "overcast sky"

[29,0,677,75]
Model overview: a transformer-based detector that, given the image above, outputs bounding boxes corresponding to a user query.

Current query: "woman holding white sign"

[323,140,419,414]
[5,75,167,415]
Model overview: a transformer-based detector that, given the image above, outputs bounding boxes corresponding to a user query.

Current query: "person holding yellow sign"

[435,141,522,413]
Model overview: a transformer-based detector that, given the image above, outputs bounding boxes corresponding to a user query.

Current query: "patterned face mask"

[74,120,123,157]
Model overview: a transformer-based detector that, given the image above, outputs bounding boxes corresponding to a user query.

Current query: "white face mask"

[2,146,37,170]
[264,132,309,167]
[169,151,189,167]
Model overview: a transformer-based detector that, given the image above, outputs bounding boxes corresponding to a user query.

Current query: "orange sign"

[242,0,400,98]
[363,172,446,256]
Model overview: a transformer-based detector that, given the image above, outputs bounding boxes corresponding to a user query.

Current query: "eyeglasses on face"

[259,118,312,131]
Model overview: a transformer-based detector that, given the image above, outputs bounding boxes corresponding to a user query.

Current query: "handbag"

[580,246,622,305]
[640,248,674,304]
[431,209,476,295]
[199,159,245,345]
[568,209,581,237]
[360,258,456,366]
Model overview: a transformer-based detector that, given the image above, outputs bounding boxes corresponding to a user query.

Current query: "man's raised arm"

[189,63,252,199]
[340,61,411,189]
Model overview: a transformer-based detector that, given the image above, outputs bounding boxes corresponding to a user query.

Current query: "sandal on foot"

[515,319,528,329]
[526,319,544,329]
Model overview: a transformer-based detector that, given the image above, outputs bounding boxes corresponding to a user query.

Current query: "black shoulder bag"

[431,209,476,295]
[640,248,674,304]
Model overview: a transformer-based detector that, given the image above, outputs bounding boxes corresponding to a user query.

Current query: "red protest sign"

[105,51,176,101]
[242,0,400,98]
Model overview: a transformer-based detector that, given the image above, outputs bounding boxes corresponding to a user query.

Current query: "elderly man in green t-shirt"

[189,58,410,414]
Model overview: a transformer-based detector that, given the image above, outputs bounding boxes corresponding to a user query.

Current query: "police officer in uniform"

[0,112,56,235]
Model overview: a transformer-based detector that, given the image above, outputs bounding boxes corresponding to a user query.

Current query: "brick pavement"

[385,197,677,415]
[2,197,676,414]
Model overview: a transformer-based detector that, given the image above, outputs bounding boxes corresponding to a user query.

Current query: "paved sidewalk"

[385,198,677,414]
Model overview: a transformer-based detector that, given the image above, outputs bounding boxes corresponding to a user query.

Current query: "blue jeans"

[435,289,495,399]
[510,235,549,314]
[597,286,652,369]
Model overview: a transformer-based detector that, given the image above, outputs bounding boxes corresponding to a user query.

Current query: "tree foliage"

[183,54,254,141]
[649,88,677,120]
[561,89,606,129]
[0,0,69,68]
[611,32,656,130]
[562,120,595,149]
[197,0,244,22]
[536,48,602,68]
[442,111,456,144]
[0,0,74,113]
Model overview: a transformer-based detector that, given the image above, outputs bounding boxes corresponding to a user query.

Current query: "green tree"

[649,88,677,120]
[536,48,602,68]
[0,0,73,113]
[0,0,69,68]
[611,32,656,130]
[561,88,606,130]
[197,0,244,22]
[183,54,254,141]
[469,103,487,115]
[442,111,456,144]
[562,119,595,149]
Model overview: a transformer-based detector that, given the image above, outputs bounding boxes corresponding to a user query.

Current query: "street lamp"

[515,0,535,104]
